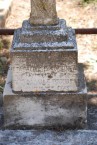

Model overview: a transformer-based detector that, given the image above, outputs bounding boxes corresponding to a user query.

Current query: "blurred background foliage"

[0,37,10,94]
[83,0,97,2]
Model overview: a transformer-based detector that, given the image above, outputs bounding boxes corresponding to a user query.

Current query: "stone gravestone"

[3,0,87,129]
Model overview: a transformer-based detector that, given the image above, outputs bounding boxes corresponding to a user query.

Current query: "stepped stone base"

[11,19,78,92]
[3,64,87,129]
[20,20,68,43]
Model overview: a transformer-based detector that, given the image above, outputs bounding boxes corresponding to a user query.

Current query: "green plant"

[87,80,97,91]
[0,40,3,50]
[82,0,97,3]
[2,39,10,49]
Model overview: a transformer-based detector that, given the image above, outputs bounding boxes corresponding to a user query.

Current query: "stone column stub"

[29,0,58,25]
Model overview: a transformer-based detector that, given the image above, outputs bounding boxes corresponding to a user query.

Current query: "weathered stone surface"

[87,95,97,130]
[10,22,78,92]
[3,0,88,134]
[1,94,97,130]
[29,0,58,25]
[0,130,97,145]
[20,20,68,43]
[11,51,78,92]
[3,65,87,129]
[22,19,62,31]
[11,20,76,51]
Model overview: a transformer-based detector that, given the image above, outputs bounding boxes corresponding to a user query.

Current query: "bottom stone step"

[0,130,97,145]
[3,64,87,129]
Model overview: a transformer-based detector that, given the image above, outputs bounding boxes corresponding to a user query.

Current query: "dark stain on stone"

[48,74,53,79]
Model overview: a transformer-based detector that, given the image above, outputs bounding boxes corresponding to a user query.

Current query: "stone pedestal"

[4,65,87,129]
[3,19,87,129]
[11,20,78,92]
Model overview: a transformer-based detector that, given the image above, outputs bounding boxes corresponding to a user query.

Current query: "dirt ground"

[1,0,97,93]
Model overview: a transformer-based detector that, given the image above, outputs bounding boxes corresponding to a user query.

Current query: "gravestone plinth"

[3,0,87,129]
[4,65,87,129]
[11,19,78,92]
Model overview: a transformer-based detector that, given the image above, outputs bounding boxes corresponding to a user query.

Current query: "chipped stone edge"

[9,19,77,52]
[10,28,77,52]
[22,19,66,31]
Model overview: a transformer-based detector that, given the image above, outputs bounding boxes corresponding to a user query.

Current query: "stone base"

[0,130,97,144]
[3,64,87,129]
[20,20,68,43]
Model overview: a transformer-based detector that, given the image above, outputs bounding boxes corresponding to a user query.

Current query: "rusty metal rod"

[1,28,97,35]
[0,29,15,35]
[75,28,97,34]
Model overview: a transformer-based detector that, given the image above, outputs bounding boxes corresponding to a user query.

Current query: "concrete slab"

[0,130,97,145]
